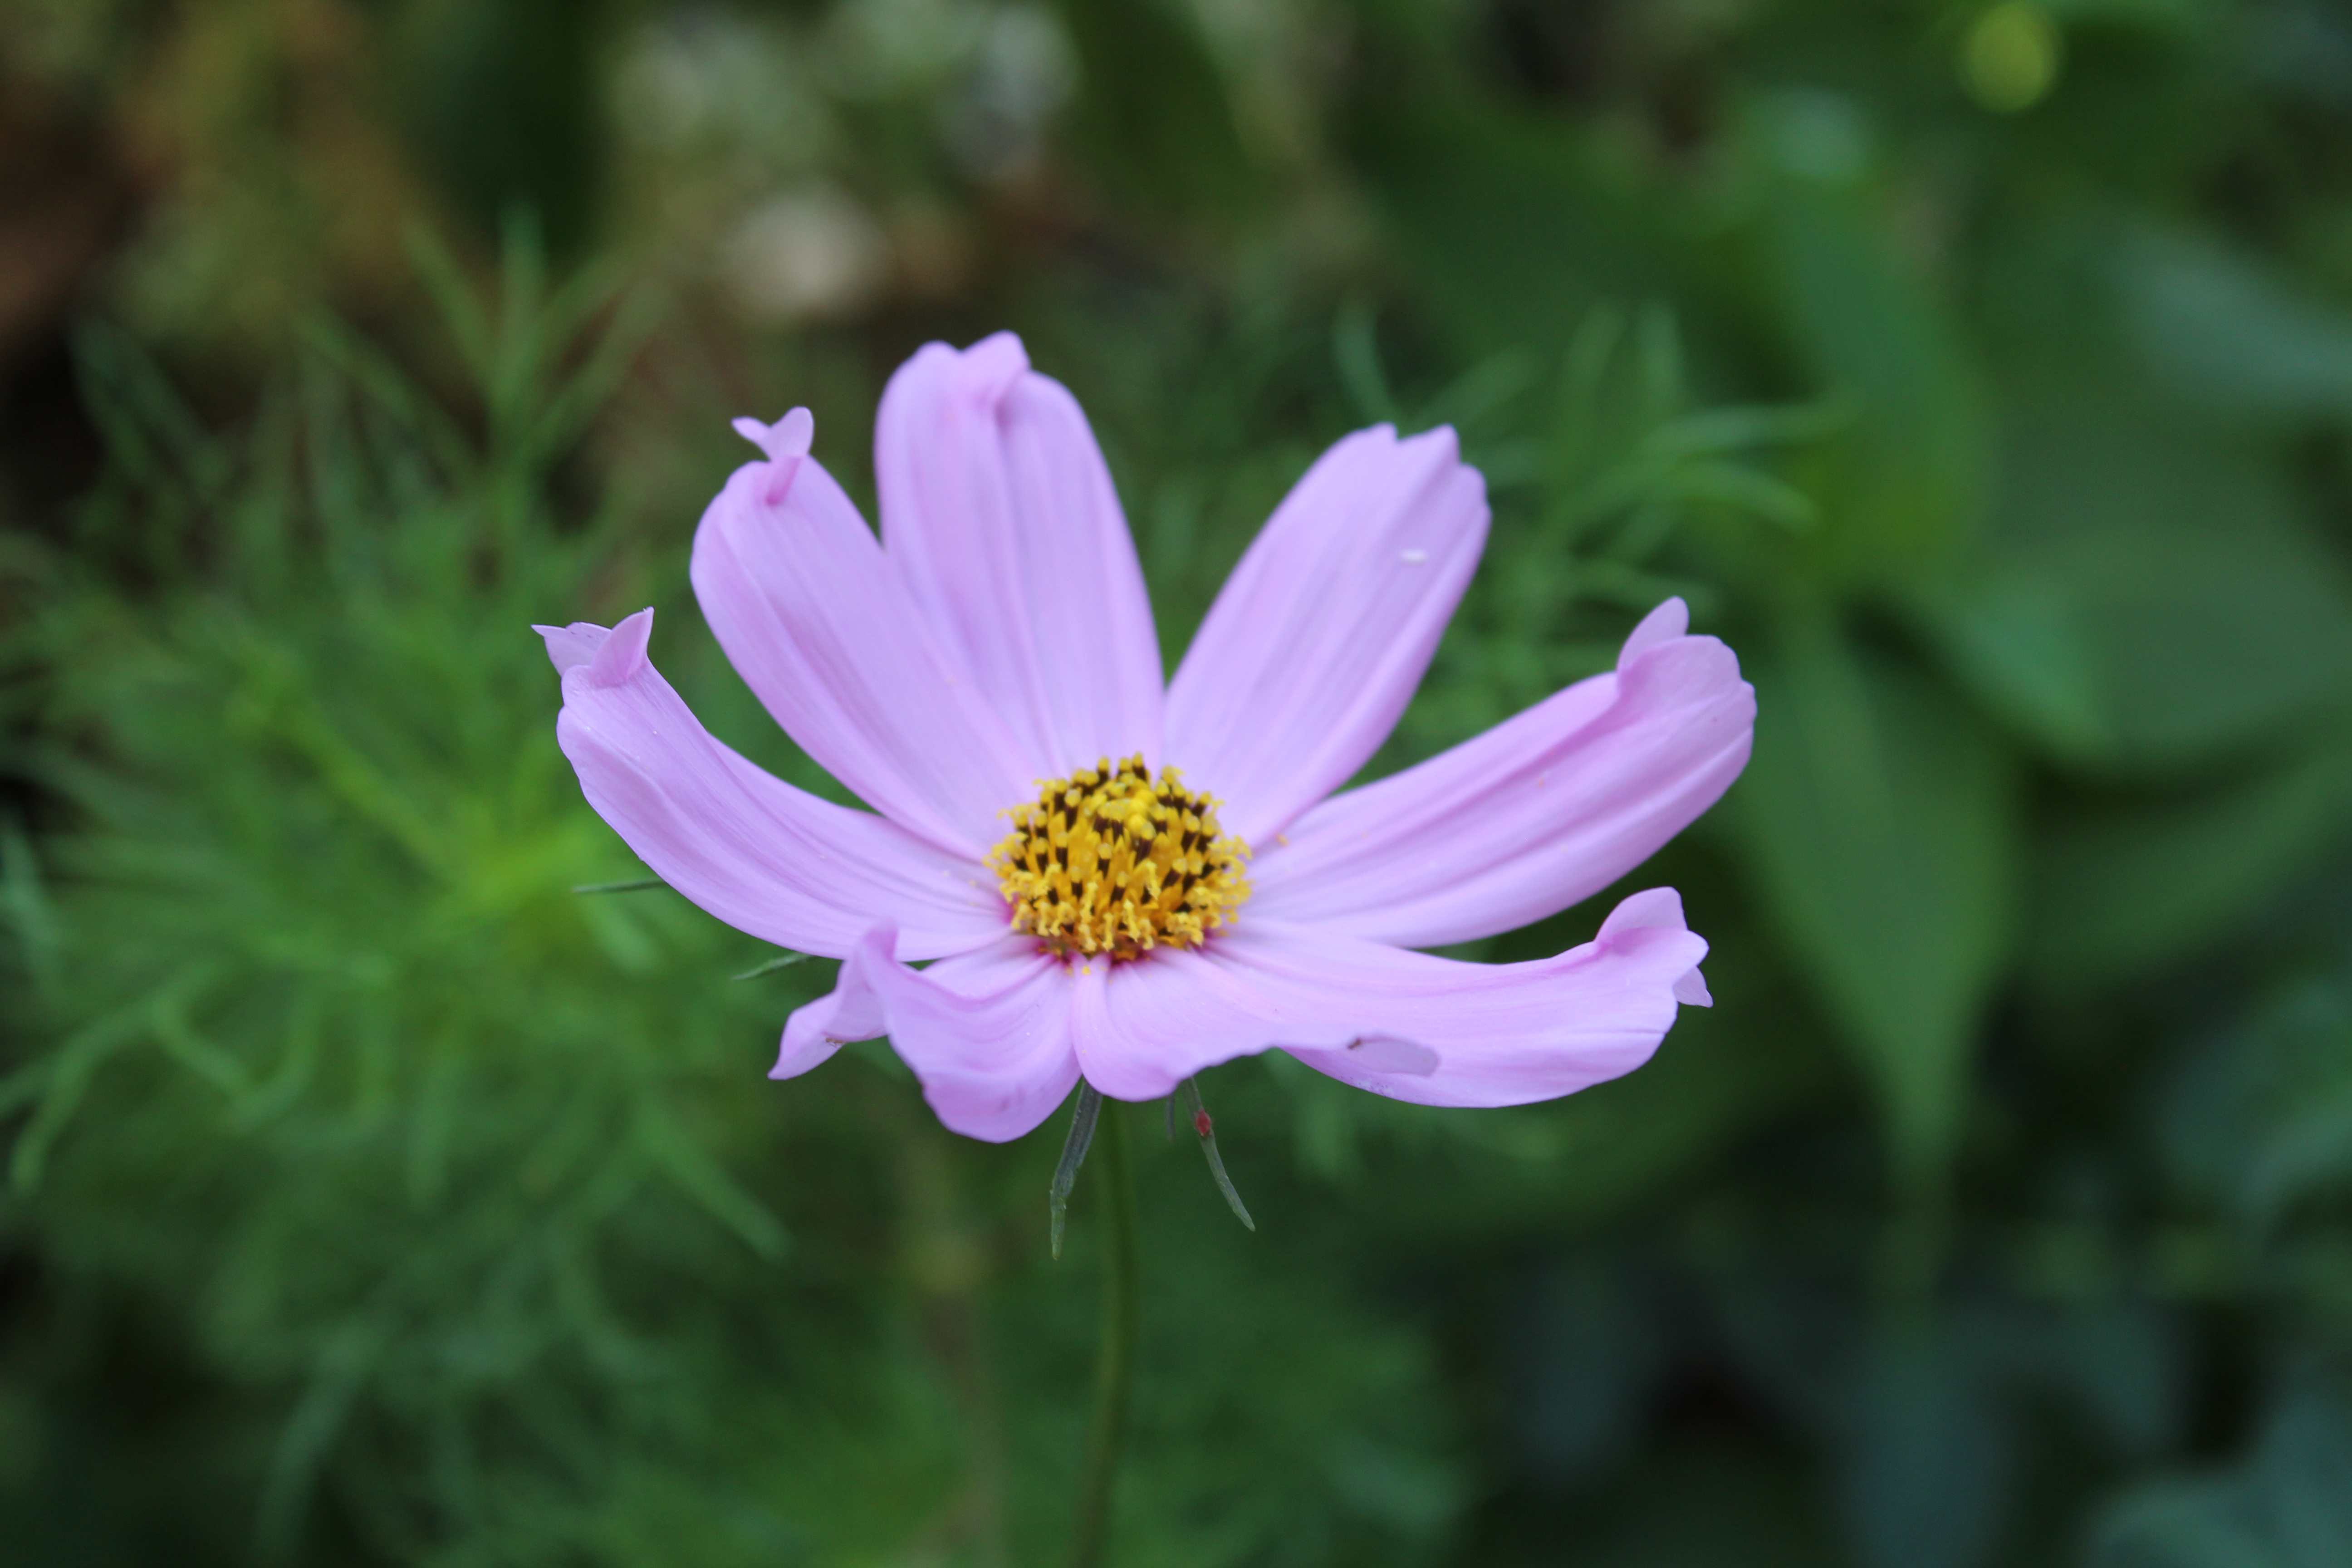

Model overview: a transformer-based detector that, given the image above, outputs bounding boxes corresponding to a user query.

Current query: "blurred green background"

[5,0,2352,1563]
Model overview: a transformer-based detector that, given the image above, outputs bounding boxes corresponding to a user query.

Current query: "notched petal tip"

[1619,597,1692,668]
[733,409,816,505]
[1594,887,1713,1009]
[1346,420,1475,495]
[535,620,610,677]
[733,408,815,462]
[585,608,655,688]
[897,333,1032,414]
[957,331,1030,404]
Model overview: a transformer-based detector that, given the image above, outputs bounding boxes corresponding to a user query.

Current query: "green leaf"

[632,1101,789,1262]
[1925,400,2352,774]
[2029,730,2352,990]
[2092,1387,2352,1568]
[1838,1319,2011,1568]
[2159,943,2352,1227]
[1733,613,2021,1191]
[730,949,813,982]
[2260,1389,2352,1568]
[2119,226,2352,421]
[1757,93,1993,592]
[1356,92,1663,362]
[1053,0,1259,219]
[2093,1478,2283,1568]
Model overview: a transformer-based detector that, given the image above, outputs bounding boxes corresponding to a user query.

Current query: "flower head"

[990,755,1250,960]
[539,333,1755,1141]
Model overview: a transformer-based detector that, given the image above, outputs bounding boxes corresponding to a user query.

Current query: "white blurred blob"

[612,16,835,162]
[613,30,715,149]
[826,0,988,98]
[720,189,889,323]
[943,4,1078,181]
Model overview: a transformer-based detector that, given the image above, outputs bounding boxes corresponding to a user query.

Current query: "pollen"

[991,755,1250,960]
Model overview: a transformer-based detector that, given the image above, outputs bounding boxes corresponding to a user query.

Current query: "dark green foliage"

[5,0,2352,1564]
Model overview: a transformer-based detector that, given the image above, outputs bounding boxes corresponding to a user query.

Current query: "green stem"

[1066,1104,1139,1568]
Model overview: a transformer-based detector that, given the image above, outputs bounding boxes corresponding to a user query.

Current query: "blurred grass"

[4,0,2352,1564]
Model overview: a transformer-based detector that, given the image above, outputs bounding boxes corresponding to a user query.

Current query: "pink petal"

[534,620,609,676]
[1593,884,1715,1009]
[775,925,1081,1142]
[545,611,1008,961]
[1248,598,1754,948]
[1164,425,1489,844]
[691,436,1037,858]
[1067,888,1709,1106]
[1617,593,1690,662]
[877,334,1164,779]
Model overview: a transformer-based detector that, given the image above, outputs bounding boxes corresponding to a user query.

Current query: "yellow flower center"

[991,755,1250,960]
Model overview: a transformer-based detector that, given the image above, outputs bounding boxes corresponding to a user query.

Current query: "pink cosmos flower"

[539,333,1754,1142]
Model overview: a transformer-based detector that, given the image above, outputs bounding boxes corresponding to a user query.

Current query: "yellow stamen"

[990,755,1250,960]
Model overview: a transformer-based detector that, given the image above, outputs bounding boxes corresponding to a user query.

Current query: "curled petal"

[691,442,1035,858]
[1068,888,1709,1106]
[1165,425,1489,844]
[542,612,1007,961]
[1250,598,1755,947]
[877,333,1164,779]
[777,925,1082,1142]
